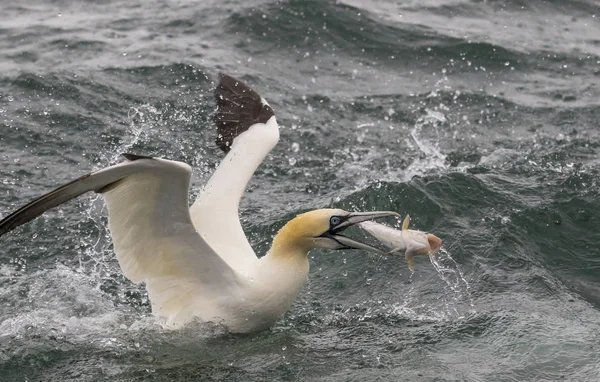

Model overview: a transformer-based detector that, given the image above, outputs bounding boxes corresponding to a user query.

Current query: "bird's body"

[0,74,400,333]
[148,244,310,333]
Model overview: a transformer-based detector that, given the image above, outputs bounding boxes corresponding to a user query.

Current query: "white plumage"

[0,75,400,333]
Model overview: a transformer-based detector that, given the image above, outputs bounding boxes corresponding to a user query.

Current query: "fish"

[359,215,442,272]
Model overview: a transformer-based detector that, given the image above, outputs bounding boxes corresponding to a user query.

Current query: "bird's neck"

[252,225,311,294]
[267,242,309,262]
[268,218,314,262]
[260,236,310,291]
[256,227,311,304]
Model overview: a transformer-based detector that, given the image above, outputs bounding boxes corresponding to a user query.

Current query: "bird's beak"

[317,211,400,255]
[334,211,400,232]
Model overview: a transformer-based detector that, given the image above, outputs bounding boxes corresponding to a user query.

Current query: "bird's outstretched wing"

[0,154,240,319]
[190,74,279,268]
[213,74,276,153]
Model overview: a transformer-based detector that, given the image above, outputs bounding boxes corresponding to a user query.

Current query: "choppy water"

[1,0,600,381]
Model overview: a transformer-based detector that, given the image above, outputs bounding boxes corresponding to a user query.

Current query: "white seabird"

[0,74,399,333]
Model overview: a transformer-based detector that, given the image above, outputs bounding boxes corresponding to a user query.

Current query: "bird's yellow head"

[271,208,399,259]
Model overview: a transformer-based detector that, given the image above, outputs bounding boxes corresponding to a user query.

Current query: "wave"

[227,0,528,69]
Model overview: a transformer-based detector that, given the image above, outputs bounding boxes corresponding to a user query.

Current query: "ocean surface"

[1,0,600,381]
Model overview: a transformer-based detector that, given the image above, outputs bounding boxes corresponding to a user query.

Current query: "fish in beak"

[359,215,442,272]
[316,211,400,255]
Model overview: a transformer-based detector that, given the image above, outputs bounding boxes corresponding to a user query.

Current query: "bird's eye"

[330,216,341,226]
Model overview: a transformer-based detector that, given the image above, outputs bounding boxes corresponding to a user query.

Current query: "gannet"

[0,74,399,333]
[359,216,442,272]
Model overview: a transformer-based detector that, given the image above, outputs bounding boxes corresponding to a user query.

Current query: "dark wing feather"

[0,172,96,237]
[214,74,275,153]
[0,153,149,237]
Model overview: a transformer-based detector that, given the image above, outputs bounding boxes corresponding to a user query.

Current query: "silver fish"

[359,215,442,272]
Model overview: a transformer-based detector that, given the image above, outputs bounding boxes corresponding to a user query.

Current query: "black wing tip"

[214,73,275,154]
[215,73,256,98]
[0,172,95,238]
[217,73,238,83]
[122,153,154,161]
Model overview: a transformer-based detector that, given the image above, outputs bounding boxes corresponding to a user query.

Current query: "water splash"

[383,246,476,323]
[124,104,164,155]
[403,108,448,180]
[429,247,475,316]
[76,105,162,280]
